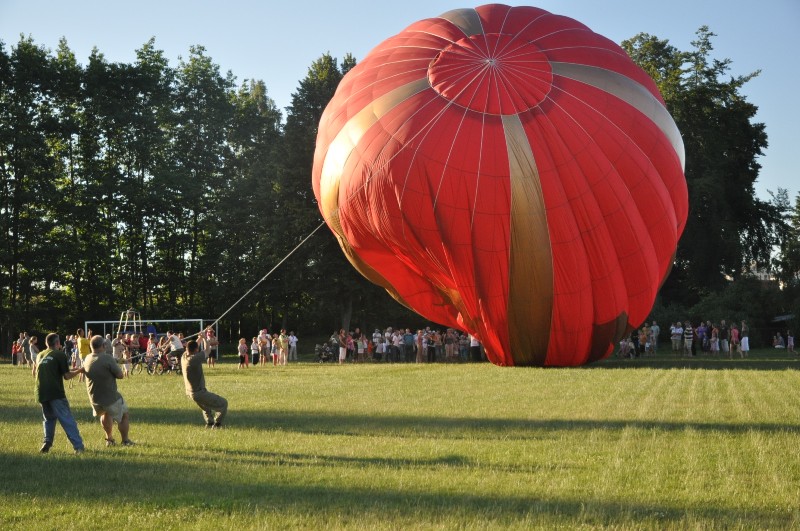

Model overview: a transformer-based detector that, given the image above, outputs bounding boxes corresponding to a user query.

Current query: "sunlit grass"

[1,350,799,529]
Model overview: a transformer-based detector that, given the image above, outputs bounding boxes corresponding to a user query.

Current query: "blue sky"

[1,0,797,201]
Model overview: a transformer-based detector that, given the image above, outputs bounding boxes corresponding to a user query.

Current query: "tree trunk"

[341,295,352,333]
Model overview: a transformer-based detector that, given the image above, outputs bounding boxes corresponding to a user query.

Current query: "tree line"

[1,30,798,350]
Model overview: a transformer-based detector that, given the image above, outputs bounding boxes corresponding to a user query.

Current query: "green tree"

[280,53,363,332]
[203,79,282,326]
[775,191,800,287]
[0,36,62,324]
[154,46,234,313]
[623,28,780,305]
[279,53,422,334]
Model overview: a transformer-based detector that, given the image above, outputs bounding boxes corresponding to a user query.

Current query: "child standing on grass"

[271,334,279,366]
[788,331,795,355]
[250,337,259,366]
[237,338,248,369]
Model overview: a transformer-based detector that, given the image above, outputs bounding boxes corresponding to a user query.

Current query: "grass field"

[1,349,799,529]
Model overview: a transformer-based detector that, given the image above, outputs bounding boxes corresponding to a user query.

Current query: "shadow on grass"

[2,405,797,439]
[0,451,794,527]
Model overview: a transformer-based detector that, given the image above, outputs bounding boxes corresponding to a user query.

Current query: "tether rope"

[184,220,327,340]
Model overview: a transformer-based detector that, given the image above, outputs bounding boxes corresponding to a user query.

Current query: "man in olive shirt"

[35,333,84,454]
[83,335,134,446]
[181,339,227,428]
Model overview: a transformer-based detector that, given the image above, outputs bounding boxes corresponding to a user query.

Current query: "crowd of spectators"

[322,327,484,364]
[10,320,794,365]
[618,319,796,359]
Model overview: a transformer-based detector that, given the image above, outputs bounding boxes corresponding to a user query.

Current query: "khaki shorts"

[93,396,128,423]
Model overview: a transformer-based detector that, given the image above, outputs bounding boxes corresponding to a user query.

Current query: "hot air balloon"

[312,4,687,366]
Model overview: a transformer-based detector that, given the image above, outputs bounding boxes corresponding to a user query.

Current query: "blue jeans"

[41,398,84,450]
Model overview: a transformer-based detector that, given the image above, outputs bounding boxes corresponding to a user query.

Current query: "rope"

[183,220,327,341]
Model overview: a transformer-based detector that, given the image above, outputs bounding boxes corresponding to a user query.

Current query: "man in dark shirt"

[34,333,85,453]
[718,320,730,355]
[181,340,228,428]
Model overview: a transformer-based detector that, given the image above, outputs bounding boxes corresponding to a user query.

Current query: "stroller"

[315,343,334,363]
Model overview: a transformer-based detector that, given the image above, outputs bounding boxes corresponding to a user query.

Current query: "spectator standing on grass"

[288,332,298,362]
[696,322,707,354]
[63,335,75,367]
[730,324,740,359]
[683,321,693,357]
[111,333,125,365]
[250,337,260,366]
[642,323,651,354]
[787,330,795,355]
[469,334,481,362]
[739,321,749,358]
[259,331,270,367]
[391,330,402,362]
[372,328,382,348]
[29,336,40,367]
[271,333,280,365]
[338,329,347,364]
[447,328,459,360]
[710,326,720,355]
[75,329,90,380]
[416,330,425,363]
[21,332,31,368]
[718,320,729,356]
[11,339,21,366]
[278,330,289,365]
[650,321,660,354]
[83,335,134,447]
[181,340,227,429]
[638,328,647,355]
[258,329,269,366]
[670,323,682,352]
[34,333,84,454]
[237,338,248,369]
[104,334,114,357]
[204,327,218,368]
[403,328,415,362]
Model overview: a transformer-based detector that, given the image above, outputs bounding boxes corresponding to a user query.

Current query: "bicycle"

[130,351,150,375]
[153,351,181,375]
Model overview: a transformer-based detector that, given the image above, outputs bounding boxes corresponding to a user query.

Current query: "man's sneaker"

[121,439,135,447]
[74,448,85,455]
[39,442,52,453]
[212,423,223,429]
[205,423,214,429]
[105,438,116,447]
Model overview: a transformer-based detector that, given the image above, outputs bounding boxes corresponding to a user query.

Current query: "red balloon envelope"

[312,4,687,366]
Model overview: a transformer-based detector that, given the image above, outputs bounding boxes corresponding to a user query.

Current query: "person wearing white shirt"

[288,332,298,361]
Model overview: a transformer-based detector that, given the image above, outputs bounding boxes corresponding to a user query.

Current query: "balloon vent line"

[184,220,326,341]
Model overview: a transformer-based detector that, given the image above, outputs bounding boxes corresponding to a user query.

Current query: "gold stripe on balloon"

[319,78,430,237]
[436,8,484,37]
[318,78,431,306]
[551,62,685,169]
[503,114,553,366]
